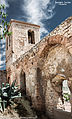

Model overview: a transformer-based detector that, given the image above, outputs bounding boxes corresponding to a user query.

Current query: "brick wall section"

[49,16,72,38]
[0,70,7,86]
[6,17,72,119]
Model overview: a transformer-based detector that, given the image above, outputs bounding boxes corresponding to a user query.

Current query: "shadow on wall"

[35,67,46,111]
[34,38,72,119]
[20,70,26,95]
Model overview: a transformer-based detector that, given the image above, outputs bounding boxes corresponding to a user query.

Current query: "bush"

[0,80,21,112]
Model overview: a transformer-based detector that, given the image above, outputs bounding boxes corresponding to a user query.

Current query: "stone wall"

[49,16,72,38]
[6,17,72,119]
[0,70,7,86]
[6,20,40,68]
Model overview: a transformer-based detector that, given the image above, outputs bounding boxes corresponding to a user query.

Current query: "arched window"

[37,67,41,80]
[7,77,10,83]
[28,30,35,44]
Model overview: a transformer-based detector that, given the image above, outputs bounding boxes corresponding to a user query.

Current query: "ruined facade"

[6,17,72,119]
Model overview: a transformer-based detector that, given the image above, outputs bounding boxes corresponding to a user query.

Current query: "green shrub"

[0,80,21,112]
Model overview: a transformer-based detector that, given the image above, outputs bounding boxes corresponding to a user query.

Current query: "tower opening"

[28,30,35,44]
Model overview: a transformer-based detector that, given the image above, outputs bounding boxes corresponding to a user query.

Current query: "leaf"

[2,83,5,88]
[0,11,2,15]
[2,19,4,23]
[0,25,2,28]
[3,92,8,97]
[0,5,2,10]
[4,21,7,26]
[2,5,5,9]
[6,83,10,87]
[7,32,12,36]
[0,35,3,39]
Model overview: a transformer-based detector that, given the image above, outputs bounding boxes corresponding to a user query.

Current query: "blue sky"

[0,0,72,70]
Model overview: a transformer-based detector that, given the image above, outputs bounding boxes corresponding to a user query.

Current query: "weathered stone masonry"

[6,19,40,66]
[6,17,72,119]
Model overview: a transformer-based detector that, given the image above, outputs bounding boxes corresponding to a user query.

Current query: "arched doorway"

[7,77,10,84]
[20,71,26,95]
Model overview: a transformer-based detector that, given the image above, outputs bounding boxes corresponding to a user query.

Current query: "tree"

[0,4,11,40]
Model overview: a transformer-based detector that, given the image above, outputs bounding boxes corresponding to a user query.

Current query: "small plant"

[0,80,21,112]
[63,93,70,102]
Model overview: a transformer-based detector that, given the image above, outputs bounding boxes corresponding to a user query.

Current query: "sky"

[0,0,72,70]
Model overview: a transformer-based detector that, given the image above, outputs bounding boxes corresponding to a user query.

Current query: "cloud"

[0,0,7,70]
[0,0,56,70]
[22,0,55,38]
[0,39,6,70]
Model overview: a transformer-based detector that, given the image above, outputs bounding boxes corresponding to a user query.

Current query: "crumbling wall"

[49,16,72,38]
[6,35,72,118]
[6,17,72,119]
[42,45,72,118]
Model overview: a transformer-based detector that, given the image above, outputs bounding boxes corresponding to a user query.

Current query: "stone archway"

[42,45,72,118]
[35,67,45,111]
[38,35,72,118]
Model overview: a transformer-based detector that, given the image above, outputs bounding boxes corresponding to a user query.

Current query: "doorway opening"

[20,71,26,95]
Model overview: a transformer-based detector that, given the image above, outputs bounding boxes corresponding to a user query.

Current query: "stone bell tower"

[6,19,40,69]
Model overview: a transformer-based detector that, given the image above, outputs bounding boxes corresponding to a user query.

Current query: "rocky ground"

[0,96,71,119]
[0,96,48,119]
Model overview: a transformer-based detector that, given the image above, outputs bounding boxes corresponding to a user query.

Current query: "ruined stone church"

[1,16,72,119]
